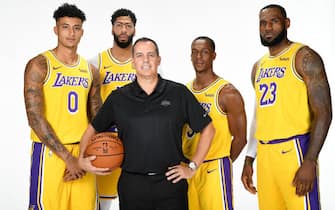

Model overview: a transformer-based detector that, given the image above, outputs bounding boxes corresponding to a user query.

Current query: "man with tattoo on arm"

[24,3,101,210]
[241,4,332,210]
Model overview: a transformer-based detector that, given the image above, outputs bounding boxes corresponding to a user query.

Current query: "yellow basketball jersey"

[183,78,232,160]
[254,42,311,141]
[98,49,136,101]
[30,50,92,144]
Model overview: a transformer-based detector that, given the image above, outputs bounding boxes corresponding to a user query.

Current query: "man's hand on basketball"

[78,155,111,175]
[166,164,195,183]
[63,155,86,182]
[293,159,317,196]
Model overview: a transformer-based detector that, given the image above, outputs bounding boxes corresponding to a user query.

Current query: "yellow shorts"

[29,142,97,210]
[188,157,233,210]
[257,134,320,210]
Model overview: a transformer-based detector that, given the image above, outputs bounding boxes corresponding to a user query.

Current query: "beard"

[113,33,134,48]
[260,29,287,47]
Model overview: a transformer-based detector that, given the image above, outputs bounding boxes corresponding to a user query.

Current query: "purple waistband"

[259,133,310,144]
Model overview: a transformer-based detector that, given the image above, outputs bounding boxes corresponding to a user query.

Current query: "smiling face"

[259,7,289,47]
[191,39,216,73]
[132,40,161,79]
[54,16,83,49]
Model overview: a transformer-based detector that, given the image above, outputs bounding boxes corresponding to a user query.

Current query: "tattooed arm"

[87,64,102,121]
[24,55,85,181]
[292,46,332,196]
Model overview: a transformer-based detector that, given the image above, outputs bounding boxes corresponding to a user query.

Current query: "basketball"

[84,132,124,169]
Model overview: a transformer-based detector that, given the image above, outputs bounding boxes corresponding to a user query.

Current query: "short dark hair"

[192,36,216,52]
[132,37,160,56]
[53,3,86,22]
[260,4,287,18]
[111,8,137,26]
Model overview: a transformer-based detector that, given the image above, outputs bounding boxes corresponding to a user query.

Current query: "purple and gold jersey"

[254,43,311,141]
[98,49,136,101]
[30,50,92,144]
[183,77,232,160]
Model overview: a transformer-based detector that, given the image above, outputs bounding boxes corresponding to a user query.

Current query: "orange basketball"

[84,132,124,169]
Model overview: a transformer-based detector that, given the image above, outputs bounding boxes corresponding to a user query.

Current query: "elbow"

[328,108,332,125]
[322,107,332,128]
[27,114,40,130]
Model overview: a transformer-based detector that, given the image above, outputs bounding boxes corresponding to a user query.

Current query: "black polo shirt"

[92,76,211,174]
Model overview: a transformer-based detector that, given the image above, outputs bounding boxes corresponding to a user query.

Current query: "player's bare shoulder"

[294,46,325,79]
[219,83,245,113]
[24,54,48,84]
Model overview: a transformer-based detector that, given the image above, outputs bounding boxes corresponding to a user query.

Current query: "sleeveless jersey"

[30,50,92,144]
[98,49,136,101]
[254,42,311,141]
[182,78,232,160]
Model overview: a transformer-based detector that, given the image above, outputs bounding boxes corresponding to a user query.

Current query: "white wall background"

[0,0,334,209]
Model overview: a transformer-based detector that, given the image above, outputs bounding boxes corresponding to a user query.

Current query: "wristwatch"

[188,161,198,171]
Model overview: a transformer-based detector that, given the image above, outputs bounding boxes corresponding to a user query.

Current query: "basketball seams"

[84,132,124,168]
[86,138,123,148]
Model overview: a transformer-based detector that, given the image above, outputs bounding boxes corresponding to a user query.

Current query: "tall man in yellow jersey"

[241,4,332,210]
[183,36,247,210]
[23,3,101,210]
[89,8,137,210]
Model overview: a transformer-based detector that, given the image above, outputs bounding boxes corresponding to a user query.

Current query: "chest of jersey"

[254,43,311,140]
[99,50,136,101]
[30,50,92,144]
[183,78,232,159]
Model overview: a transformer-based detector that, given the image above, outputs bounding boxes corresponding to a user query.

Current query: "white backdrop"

[0,0,334,209]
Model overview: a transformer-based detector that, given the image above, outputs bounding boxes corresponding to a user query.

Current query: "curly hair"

[111,8,137,26]
[53,3,86,22]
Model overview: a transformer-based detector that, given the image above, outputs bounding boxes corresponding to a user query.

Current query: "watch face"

[189,162,197,170]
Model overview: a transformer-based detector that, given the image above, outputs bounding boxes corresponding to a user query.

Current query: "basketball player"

[89,8,137,210]
[79,37,215,210]
[241,4,332,210]
[182,36,247,210]
[24,3,101,210]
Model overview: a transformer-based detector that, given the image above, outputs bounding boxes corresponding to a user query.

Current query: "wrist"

[188,161,198,171]
[303,159,317,166]
[244,156,255,166]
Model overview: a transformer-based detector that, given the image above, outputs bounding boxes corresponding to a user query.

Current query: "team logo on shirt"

[256,67,286,83]
[103,72,136,84]
[52,73,89,88]
[52,66,62,70]
[161,100,171,107]
[103,65,112,69]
